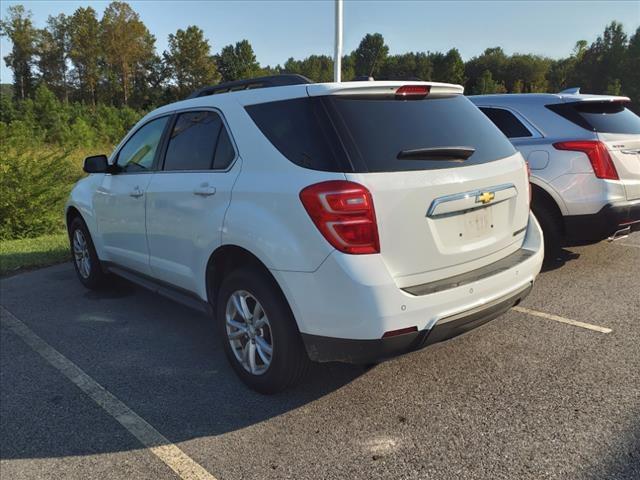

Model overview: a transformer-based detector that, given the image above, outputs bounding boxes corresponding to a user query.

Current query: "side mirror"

[83,155,109,174]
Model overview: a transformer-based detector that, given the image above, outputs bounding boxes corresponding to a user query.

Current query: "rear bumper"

[302,282,532,364]
[564,199,640,243]
[272,212,544,363]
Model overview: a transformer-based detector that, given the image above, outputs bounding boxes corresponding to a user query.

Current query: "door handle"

[129,186,144,198]
[193,185,216,197]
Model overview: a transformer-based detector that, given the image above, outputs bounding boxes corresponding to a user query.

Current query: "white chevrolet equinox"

[66,75,544,393]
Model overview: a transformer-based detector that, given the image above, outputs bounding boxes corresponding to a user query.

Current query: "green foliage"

[216,39,261,82]
[354,33,389,77]
[380,52,432,81]
[0,5,37,100]
[100,1,156,105]
[1,147,80,239]
[165,25,219,98]
[432,48,465,84]
[0,233,70,276]
[68,7,101,106]
[283,55,334,82]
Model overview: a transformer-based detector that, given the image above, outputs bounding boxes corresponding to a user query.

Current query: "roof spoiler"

[307,82,464,98]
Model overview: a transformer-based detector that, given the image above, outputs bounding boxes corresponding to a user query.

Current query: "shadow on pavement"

[0,263,365,461]
[541,248,580,272]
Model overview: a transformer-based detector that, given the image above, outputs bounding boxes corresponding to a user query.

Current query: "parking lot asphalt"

[1,233,639,480]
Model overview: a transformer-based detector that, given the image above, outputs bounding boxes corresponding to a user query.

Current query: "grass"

[0,233,70,277]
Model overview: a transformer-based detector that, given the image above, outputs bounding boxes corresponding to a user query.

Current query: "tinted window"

[245,97,349,171]
[164,111,222,171]
[247,95,515,173]
[547,101,640,134]
[213,127,235,170]
[117,117,169,172]
[479,107,533,138]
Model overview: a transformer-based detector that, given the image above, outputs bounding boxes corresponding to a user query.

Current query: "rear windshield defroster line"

[246,95,516,173]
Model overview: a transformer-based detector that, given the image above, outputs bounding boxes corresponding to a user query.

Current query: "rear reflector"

[382,326,418,338]
[395,85,430,99]
[300,180,380,255]
[553,141,619,180]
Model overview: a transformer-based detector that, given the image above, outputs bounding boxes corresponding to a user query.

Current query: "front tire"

[216,267,309,394]
[68,216,108,289]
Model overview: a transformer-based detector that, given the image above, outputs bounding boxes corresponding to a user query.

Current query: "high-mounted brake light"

[553,141,619,180]
[300,181,380,255]
[395,85,430,99]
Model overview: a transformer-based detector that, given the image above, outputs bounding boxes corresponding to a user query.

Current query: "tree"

[68,7,101,106]
[100,1,155,105]
[36,14,70,102]
[0,5,38,100]
[464,47,508,93]
[164,25,219,97]
[216,39,261,82]
[432,48,465,84]
[380,52,433,80]
[505,54,550,92]
[283,55,333,82]
[625,27,640,110]
[354,33,388,78]
[476,70,506,94]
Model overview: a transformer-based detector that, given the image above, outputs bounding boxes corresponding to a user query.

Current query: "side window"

[163,111,235,171]
[213,127,235,170]
[116,117,169,172]
[479,107,533,139]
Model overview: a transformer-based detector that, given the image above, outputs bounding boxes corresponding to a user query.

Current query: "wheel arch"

[65,206,82,233]
[205,245,299,332]
[530,183,565,235]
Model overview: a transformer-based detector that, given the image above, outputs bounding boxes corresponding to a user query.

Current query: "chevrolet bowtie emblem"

[477,191,495,204]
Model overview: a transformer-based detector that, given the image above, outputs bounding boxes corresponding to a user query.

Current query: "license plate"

[463,208,492,238]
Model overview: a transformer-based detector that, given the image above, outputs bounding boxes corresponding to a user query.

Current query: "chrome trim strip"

[426,183,517,217]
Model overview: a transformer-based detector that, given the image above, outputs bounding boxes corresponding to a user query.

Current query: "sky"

[1,0,639,84]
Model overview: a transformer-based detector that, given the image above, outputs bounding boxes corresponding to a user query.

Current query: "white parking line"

[0,306,217,480]
[512,306,612,334]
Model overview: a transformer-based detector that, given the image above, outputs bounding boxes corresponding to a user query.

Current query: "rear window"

[246,95,516,173]
[479,107,533,138]
[547,101,640,134]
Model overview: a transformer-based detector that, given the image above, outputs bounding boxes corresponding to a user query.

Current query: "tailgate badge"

[476,191,495,204]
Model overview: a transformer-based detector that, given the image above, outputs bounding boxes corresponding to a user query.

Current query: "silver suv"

[470,90,640,259]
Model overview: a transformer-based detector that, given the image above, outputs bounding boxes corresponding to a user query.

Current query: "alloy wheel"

[72,229,91,279]
[225,290,273,375]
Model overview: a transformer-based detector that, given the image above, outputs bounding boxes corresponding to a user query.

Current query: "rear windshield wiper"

[397,146,475,161]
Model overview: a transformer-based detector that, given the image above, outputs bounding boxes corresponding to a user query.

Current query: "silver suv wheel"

[72,229,91,279]
[225,290,273,375]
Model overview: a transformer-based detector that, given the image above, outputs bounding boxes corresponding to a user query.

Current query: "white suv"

[66,75,543,393]
[470,90,640,259]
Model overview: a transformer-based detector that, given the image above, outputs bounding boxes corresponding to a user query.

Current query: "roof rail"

[186,74,312,99]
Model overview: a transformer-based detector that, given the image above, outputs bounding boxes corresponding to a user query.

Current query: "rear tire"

[531,202,563,263]
[68,216,108,289]
[216,266,310,394]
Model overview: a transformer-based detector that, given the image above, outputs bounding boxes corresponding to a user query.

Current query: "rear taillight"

[553,141,619,180]
[395,85,430,100]
[300,181,380,255]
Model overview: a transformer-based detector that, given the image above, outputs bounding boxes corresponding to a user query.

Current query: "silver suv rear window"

[547,101,640,135]
[246,95,516,173]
